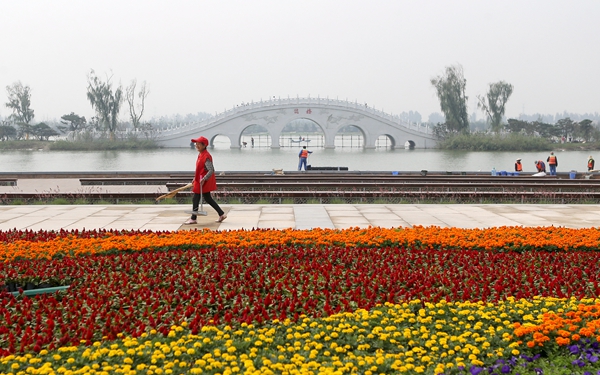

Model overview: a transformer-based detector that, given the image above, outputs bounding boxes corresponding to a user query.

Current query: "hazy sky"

[1,0,599,122]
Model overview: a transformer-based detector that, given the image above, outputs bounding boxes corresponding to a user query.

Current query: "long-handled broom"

[155,182,192,202]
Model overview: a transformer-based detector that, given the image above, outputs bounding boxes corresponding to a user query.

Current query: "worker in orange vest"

[514,158,523,172]
[547,152,558,176]
[588,156,595,171]
[535,160,546,173]
[298,146,313,171]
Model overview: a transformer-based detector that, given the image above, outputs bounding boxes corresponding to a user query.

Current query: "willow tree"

[477,81,514,133]
[5,81,35,139]
[430,64,469,133]
[86,70,123,140]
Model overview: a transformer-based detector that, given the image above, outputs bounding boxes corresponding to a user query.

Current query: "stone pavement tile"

[367,220,410,228]
[394,213,447,227]
[50,207,106,218]
[261,206,294,213]
[326,210,363,217]
[120,214,160,220]
[332,222,372,229]
[0,218,48,231]
[330,217,370,225]
[294,206,334,230]
[257,220,295,229]
[571,213,600,221]
[102,220,152,231]
[26,220,81,231]
[63,217,120,230]
[361,213,401,220]
[323,205,359,211]
[133,206,183,213]
[501,213,554,226]
[141,224,185,231]
[217,210,260,230]
[93,208,134,216]
[227,205,257,211]
[356,206,393,213]
[0,213,23,222]
[0,206,45,214]
[259,213,295,221]
[472,217,522,227]
[386,205,427,211]
[226,208,261,216]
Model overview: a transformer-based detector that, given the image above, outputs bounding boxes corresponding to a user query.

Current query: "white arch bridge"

[155,97,437,149]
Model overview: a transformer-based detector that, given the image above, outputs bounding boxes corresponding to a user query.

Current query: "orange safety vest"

[515,162,522,172]
[300,150,309,158]
[548,155,557,165]
[589,159,595,169]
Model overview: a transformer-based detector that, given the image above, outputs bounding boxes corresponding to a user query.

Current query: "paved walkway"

[0,179,598,231]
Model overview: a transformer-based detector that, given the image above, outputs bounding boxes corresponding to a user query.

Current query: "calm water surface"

[1,142,594,174]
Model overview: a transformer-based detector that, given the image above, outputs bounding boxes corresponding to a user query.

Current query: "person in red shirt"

[184,136,227,224]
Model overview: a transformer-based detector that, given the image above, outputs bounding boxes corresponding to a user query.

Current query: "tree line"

[1,70,149,142]
[430,64,597,143]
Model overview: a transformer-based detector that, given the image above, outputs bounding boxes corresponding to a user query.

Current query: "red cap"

[191,136,209,146]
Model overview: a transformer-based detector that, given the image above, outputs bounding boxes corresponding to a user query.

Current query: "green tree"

[5,81,35,139]
[86,70,123,140]
[556,117,577,140]
[58,112,87,133]
[31,123,60,141]
[430,64,469,133]
[477,81,514,133]
[506,119,529,135]
[125,79,149,130]
[576,119,594,142]
[533,121,560,139]
[0,123,17,141]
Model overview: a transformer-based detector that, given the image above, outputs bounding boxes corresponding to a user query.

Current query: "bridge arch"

[156,97,437,149]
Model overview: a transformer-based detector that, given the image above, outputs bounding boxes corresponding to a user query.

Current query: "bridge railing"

[156,97,433,137]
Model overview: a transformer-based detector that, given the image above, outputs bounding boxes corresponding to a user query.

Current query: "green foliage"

[5,81,34,125]
[31,123,60,141]
[430,64,469,133]
[477,81,514,132]
[254,198,272,204]
[437,133,552,151]
[48,139,158,151]
[50,198,70,205]
[0,140,52,150]
[86,70,123,138]
[58,112,87,133]
[0,124,17,141]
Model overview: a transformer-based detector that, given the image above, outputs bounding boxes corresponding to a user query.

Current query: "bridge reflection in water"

[226,133,395,149]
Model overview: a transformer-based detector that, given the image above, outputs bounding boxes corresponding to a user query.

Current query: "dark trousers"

[192,192,224,219]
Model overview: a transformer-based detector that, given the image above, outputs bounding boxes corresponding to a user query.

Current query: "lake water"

[0,135,595,174]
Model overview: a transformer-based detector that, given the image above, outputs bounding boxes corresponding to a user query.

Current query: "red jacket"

[193,150,217,193]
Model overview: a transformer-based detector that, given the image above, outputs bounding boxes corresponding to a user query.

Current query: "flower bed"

[2,227,600,374]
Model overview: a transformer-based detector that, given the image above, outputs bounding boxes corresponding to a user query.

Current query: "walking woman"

[184,136,227,224]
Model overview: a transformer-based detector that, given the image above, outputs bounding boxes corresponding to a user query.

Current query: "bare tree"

[477,81,514,133]
[125,79,149,130]
[86,70,123,140]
